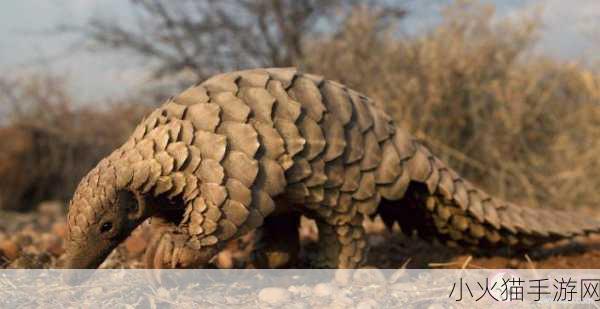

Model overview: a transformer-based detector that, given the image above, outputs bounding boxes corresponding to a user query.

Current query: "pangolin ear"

[117,190,142,220]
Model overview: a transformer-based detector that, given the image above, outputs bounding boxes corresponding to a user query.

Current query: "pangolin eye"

[100,222,113,233]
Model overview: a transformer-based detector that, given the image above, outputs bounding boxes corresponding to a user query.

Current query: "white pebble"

[331,294,353,306]
[313,283,337,297]
[259,287,291,305]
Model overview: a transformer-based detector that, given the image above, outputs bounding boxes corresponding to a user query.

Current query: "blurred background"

[0,0,599,267]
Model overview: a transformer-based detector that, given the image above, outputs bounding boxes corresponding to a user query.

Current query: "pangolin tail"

[376,134,600,249]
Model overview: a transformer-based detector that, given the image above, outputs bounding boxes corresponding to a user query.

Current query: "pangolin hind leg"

[377,182,488,251]
[377,182,440,241]
[250,213,301,268]
[309,214,368,268]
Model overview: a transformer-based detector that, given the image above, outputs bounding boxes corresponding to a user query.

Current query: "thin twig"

[428,261,459,268]
[460,256,473,269]
[400,257,412,269]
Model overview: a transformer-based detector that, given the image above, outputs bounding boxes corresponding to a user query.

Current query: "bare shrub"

[0,74,150,210]
[304,2,600,209]
[67,0,405,90]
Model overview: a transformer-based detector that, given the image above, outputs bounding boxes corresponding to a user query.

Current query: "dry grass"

[0,74,150,210]
[304,2,600,210]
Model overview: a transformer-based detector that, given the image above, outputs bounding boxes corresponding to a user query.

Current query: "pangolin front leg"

[143,217,220,269]
[144,224,219,268]
[63,67,600,270]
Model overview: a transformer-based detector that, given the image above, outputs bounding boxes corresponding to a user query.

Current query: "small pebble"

[331,294,353,307]
[38,216,51,227]
[258,287,291,305]
[356,298,378,309]
[313,282,337,297]
[288,285,312,297]
[352,268,386,285]
[334,269,352,286]
[41,234,63,256]
[52,223,67,238]
[156,287,170,299]
[38,201,64,217]
[9,255,37,268]
[0,239,19,260]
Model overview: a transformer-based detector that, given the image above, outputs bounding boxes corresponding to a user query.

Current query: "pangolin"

[62,68,600,269]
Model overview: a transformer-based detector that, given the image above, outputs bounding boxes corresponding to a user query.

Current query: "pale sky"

[0,0,598,102]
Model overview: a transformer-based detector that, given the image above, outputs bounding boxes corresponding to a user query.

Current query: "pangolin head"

[62,160,154,270]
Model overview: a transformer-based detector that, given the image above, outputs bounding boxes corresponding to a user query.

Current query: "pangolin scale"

[63,68,600,269]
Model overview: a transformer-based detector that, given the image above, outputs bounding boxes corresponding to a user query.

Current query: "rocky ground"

[2,202,600,269]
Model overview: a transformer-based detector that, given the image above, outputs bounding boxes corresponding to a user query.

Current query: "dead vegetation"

[304,2,600,210]
[0,74,150,210]
[1,1,600,268]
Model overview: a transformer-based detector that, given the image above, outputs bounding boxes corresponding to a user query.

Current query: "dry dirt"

[2,201,600,270]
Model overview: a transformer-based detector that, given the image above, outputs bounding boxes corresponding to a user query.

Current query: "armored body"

[63,68,600,269]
